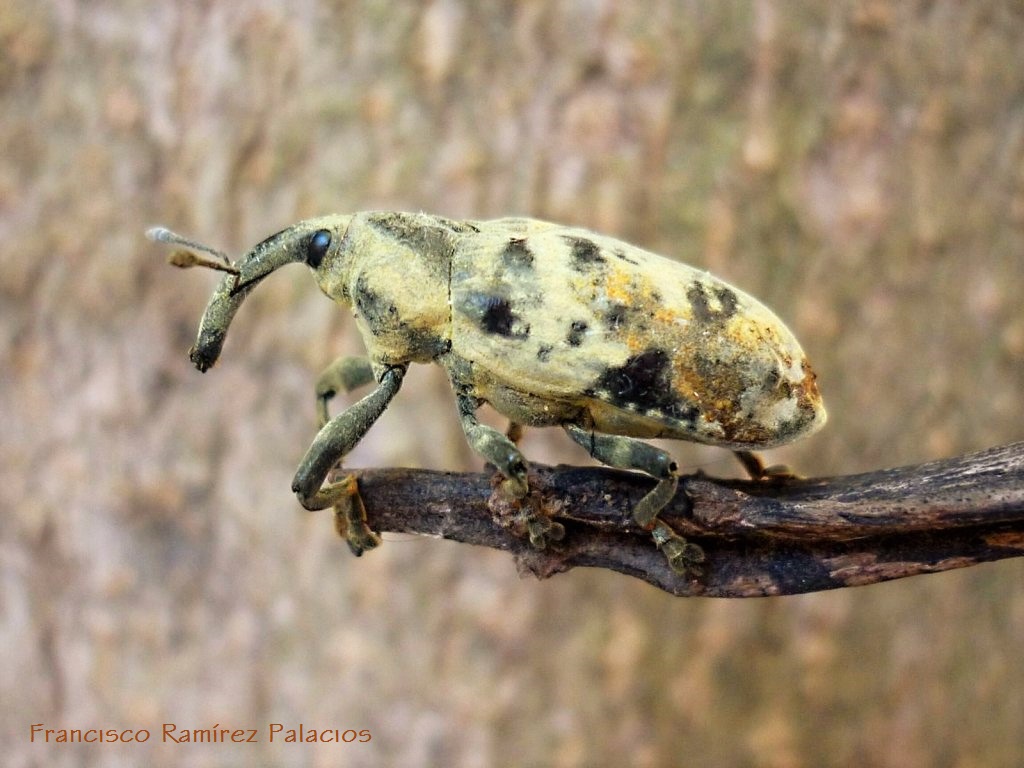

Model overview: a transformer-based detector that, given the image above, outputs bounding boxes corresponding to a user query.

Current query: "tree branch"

[341,441,1024,597]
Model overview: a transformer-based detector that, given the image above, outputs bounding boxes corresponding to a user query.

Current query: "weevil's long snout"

[148,226,306,372]
[188,273,248,372]
[189,232,307,371]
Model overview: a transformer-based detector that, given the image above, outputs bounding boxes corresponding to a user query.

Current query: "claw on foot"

[526,515,565,549]
[331,474,381,556]
[488,469,564,550]
[652,520,705,576]
[499,473,529,500]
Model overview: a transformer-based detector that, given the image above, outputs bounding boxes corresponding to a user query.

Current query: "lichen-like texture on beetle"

[151,212,825,577]
[448,218,823,447]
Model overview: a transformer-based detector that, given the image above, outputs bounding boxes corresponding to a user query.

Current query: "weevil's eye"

[307,229,331,268]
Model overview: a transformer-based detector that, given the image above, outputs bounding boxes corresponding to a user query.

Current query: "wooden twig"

[341,442,1024,597]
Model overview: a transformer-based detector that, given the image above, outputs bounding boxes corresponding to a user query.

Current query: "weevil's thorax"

[332,212,463,365]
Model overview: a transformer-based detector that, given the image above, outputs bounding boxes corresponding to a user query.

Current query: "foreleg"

[292,365,405,554]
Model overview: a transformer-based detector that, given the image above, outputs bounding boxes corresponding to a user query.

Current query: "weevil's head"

[150,216,353,372]
[230,214,355,298]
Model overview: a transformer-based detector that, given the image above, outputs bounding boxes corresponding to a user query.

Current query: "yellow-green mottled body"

[311,212,824,448]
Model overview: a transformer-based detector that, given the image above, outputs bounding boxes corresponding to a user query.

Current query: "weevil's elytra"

[152,211,825,577]
[564,235,606,271]
[455,291,531,339]
[501,237,535,269]
[612,247,640,266]
[566,320,588,347]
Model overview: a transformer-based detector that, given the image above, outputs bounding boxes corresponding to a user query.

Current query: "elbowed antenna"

[146,227,240,279]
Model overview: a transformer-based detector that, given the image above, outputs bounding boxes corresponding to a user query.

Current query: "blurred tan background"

[3,1,1024,766]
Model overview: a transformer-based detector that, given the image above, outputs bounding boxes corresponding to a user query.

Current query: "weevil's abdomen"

[449,222,825,449]
[580,307,825,448]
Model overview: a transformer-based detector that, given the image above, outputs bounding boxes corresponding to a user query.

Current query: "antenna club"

[146,226,174,243]
[146,225,230,264]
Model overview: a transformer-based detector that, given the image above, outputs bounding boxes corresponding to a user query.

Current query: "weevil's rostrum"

[152,211,825,577]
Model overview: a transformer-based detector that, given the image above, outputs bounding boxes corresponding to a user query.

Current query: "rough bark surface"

[347,442,1024,597]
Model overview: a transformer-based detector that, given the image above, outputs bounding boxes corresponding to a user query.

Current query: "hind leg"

[565,424,704,575]
[733,450,797,480]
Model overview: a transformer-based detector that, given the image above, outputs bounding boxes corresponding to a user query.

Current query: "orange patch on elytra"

[796,361,823,409]
[721,316,775,356]
[672,369,705,404]
[668,343,708,405]
[623,330,647,354]
[603,266,669,356]
[652,306,687,326]
[603,266,637,304]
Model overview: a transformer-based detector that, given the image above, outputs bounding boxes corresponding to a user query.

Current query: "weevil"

[149,212,825,575]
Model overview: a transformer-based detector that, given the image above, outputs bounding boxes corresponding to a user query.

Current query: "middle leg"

[314,355,376,427]
[456,394,530,498]
[456,394,563,548]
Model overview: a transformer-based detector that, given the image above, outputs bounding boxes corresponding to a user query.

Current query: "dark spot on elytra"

[612,248,639,265]
[563,236,606,271]
[603,303,629,331]
[566,320,588,347]
[687,283,713,323]
[592,349,698,424]
[715,286,738,318]
[687,282,739,324]
[481,298,522,337]
[455,291,530,339]
[501,237,534,269]
[537,344,553,362]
